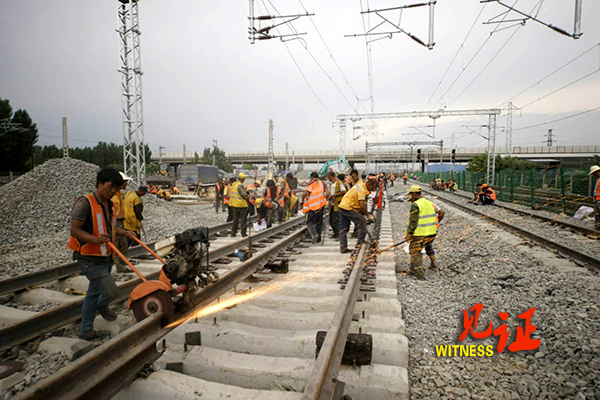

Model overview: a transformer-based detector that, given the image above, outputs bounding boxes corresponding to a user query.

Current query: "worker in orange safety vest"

[302,172,328,243]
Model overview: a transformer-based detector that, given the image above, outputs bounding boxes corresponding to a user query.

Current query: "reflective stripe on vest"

[67,193,116,257]
[224,185,231,205]
[229,181,248,208]
[302,180,327,213]
[283,181,291,198]
[247,184,256,205]
[410,197,438,236]
[595,178,600,201]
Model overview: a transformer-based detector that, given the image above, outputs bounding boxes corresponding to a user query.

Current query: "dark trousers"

[330,206,339,237]
[339,208,367,251]
[226,206,233,222]
[79,258,117,336]
[305,208,324,240]
[249,204,256,216]
[231,207,248,237]
[595,201,600,229]
[215,195,224,213]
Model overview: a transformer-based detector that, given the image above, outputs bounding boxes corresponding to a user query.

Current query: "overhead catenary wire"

[264,0,362,116]
[512,106,600,132]
[257,0,335,118]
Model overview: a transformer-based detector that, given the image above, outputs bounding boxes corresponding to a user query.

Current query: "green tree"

[242,163,257,169]
[0,98,39,172]
[193,152,200,164]
[146,162,160,175]
[466,154,534,172]
[201,146,233,172]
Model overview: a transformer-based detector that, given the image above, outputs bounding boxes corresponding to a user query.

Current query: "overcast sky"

[1,0,599,156]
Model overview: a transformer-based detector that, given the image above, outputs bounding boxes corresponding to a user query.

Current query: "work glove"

[367,213,375,223]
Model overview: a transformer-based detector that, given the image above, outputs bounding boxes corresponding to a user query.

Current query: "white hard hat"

[119,172,131,181]
[589,165,600,175]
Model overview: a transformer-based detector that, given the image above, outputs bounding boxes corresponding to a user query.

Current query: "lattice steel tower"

[118,0,145,185]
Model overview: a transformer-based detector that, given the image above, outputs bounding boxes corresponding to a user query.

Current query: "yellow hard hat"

[238,173,246,179]
[407,185,422,194]
[255,198,263,205]
[255,180,261,186]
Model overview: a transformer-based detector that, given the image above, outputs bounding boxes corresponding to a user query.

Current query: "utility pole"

[292,150,295,173]
[285,142,289,170]
[118,0,146,185]
[505,102,515,156]
[268,119,274,174]
[212,139,218,166]
[545,129,554,146]
[62,117,69,158]
[158,145,165,165]
[183,144,187,164]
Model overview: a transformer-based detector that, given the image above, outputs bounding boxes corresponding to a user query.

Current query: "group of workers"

[431,178,458,192]
[68,168,147,340]
[213,173,300,237]
[147,183,180,200]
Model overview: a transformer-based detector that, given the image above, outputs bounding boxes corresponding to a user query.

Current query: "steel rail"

[0,217,303,353]
[0,219,256,297]
[421,188,600,270]
[14,224,308,400]
[439,190,599,237]
[302,208,381,400]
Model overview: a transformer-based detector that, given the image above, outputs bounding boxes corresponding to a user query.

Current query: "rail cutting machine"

[109,227,217,325]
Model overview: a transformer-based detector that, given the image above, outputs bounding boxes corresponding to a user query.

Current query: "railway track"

[439,189,599,238]
[420,188,600,271]
[12,203,409,400]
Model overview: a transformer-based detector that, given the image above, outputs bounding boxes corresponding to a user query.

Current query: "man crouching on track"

[338,178,378,254]
[405,185,444,280]
[68,167,134,340]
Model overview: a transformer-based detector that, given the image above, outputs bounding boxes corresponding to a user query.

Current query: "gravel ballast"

[388,185,600,399]
[0,158,228,279]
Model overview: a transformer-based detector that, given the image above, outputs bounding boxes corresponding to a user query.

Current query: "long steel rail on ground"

[14,221,309,400]
[420,188,600,270]
[302,206,381,400]
[0,216,294,354]
[0,218,256,297]
[437,189,599,238]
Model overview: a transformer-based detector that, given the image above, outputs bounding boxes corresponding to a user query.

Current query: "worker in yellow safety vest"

[302,172,328,243]
[405,185,445,280]
[224,177,235,222]
[230,173,250,237]
[589,165,600,230]
[122,186,148,239]
[111,172,132,273]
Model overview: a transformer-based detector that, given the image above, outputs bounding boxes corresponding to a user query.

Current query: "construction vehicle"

[319,156,350,177]
[109,227,217,324]
[179,164,220,192]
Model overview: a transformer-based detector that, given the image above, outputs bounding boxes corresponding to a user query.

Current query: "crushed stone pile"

[0,158,100,245]
[0,158,227,279]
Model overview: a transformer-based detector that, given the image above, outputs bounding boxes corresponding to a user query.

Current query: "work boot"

[99,307,117,322]
[79,330,111,341]
[429,255,439,270]
[340,248,351,254]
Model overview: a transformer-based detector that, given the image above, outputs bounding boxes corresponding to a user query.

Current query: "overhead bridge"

[153,145,600,167]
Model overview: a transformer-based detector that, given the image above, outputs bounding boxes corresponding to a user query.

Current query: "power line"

[446,23,522,107]
[520,69,600,110]
[417,4,488,117]
[297,0,369,114]
[512,106,600,131]
[258,0,334,117]
[499,42,600,108]
[264,0,362,115]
